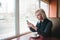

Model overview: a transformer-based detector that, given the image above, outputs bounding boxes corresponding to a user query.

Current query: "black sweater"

[29,18,52,37]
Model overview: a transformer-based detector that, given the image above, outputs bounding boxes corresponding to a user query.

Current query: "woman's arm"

[37,21,52,37]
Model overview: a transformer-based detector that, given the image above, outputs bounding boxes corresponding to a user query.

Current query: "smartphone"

[26,20,28,22]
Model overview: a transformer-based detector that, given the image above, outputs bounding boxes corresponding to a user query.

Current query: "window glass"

[0,0,15,39]
[20,0,39,34]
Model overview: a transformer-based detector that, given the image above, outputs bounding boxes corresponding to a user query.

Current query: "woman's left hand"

[27,21,37,30]
[27,21,34,28]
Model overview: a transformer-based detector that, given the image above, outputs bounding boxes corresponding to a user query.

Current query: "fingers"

[27,21,34,27]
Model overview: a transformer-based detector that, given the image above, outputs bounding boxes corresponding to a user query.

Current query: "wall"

[58,0,60,17]
[49,0,60,18]
[49,0,57,18]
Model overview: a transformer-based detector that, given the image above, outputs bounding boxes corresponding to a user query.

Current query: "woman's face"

[35,11,44,20]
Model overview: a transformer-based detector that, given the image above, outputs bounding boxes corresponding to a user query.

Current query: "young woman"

[27,9,52,37]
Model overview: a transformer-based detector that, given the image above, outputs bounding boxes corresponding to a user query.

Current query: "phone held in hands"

[26,20,28,22]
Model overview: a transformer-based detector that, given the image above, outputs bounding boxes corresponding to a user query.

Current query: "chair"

[29,18,60,40]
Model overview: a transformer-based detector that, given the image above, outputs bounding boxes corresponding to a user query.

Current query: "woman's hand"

[27,21,37,30]
[27,21,34,27]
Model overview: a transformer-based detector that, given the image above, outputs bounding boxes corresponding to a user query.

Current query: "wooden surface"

[49,0,58,18]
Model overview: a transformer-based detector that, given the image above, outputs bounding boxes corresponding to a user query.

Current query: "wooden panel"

[58,0,60,17]
[49,0,57,18]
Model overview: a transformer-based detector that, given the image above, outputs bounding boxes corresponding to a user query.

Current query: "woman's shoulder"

[44,18,52,24]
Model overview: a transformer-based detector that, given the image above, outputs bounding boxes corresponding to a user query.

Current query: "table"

[29,35,48,40]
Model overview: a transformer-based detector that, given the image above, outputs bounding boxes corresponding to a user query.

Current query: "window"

[0,0,15,39]
[0,0,49,39]
[20,0,39,34]
[40,1,49,17]
[20,0,49,34]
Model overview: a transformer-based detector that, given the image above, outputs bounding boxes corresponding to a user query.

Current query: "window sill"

[3,32,31,40]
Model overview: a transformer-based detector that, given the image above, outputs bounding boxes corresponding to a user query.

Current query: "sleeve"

[44,21,52,33]
[29,27,36,32]
[37,21,52,37]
